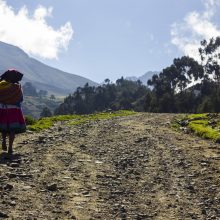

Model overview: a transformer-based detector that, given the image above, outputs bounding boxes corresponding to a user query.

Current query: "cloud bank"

[0,0,73,59]
[171,0,220,61]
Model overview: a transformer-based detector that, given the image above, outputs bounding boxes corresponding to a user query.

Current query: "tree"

[172,56,204,92]
[148,56,203,94]
[40,107,52,117]
[54,77,149,114]
[22,82,38,97]
[199,37,220,84]
[104,78,110,84]
[147,56,204,113]
[50,94,56,100]
[116,77,124,86]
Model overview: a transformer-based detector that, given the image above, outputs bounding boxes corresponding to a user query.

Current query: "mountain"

[0,41,98,96]
[126,71,159,84]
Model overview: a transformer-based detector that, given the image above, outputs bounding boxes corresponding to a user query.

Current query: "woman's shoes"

[2,143,13,154]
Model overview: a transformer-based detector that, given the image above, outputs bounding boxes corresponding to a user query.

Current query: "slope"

[0,41,98,96]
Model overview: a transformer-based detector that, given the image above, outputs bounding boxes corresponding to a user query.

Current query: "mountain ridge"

[0,41,98,96]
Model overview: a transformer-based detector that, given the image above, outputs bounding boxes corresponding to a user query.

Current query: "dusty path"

[0,113,219,220]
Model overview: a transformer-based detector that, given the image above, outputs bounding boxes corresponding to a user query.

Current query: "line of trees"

[54,79,149,115]
[54,37,220,115]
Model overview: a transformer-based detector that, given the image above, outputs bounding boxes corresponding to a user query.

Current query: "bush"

[25,115,37,125]
[40,107,52,117]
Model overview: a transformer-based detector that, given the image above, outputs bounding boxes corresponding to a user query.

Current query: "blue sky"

[1,0,220,83]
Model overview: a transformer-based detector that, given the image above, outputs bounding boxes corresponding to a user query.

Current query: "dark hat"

[0,69,23,83]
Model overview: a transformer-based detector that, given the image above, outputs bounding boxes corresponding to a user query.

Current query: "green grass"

[189,121,220,141]
[174,113,220,142]
[187,113,208,120]
[69,110,135,125]
[27,110,136,132]
[27,114,79,131]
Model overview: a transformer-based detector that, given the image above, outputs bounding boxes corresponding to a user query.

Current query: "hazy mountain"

[126,71,159,85]
[0,41,98,96]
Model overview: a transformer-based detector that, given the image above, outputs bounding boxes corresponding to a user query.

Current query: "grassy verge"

[173,113,220,143]
[27,110,136,132]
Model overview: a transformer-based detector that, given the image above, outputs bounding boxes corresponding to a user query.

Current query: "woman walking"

[0,69,26,154]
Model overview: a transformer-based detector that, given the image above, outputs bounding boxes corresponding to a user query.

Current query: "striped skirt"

[0,104,26,134]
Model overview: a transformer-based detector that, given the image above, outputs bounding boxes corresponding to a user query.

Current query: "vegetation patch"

[174,113,220,142]
[187,113,209,120]
[27,115,81,132]
[27,110,136,132]
[69,110,136,125]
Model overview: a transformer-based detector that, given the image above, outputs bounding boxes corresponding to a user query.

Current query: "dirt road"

[0,113,219,219]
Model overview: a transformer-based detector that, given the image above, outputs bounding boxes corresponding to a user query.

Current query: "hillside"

[0,113,219,219]
[22,96,62,119]
[0,41,98,96]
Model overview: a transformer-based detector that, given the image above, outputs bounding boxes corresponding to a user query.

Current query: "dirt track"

[0,113,219,220]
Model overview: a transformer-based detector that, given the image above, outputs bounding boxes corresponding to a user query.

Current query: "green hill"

[22,95,62,119]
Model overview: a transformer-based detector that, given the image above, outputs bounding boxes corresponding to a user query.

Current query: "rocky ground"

[0,113,219,220]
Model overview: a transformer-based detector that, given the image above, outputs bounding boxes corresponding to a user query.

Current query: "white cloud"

[0,0,73,59]
[171,0,220,61]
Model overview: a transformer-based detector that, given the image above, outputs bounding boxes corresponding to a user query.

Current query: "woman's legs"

[2,132,7,151]
[8,132,15,154]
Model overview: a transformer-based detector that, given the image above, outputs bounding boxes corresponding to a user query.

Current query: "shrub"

[25,115,37,125]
